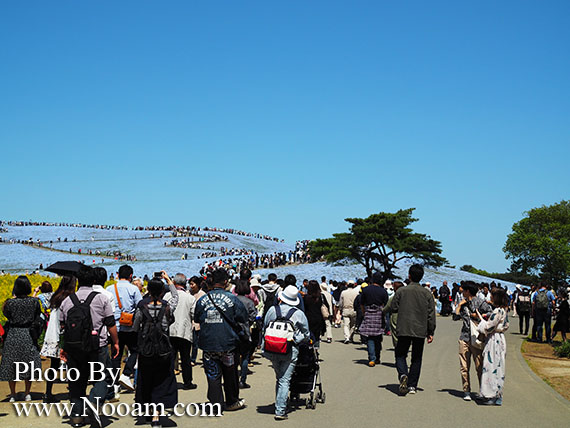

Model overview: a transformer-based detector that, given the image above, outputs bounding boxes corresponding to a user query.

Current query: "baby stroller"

[289,342,325,409]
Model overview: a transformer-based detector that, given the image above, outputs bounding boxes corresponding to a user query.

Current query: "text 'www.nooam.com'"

[12,399,222,418]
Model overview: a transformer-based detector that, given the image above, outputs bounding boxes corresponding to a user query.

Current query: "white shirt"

[93,284,116,309]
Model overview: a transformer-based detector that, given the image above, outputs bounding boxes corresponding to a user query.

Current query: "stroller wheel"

[306,393,316,409]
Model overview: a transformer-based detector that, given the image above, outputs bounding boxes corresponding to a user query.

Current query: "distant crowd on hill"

[0,220,283,242]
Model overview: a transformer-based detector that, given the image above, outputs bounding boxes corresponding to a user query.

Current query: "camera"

[153,271,163,279]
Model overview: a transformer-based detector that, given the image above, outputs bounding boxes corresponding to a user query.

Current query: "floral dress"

[477,307,509,400]
[0,297,43,381]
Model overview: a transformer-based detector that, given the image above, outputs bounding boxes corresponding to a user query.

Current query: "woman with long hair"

[303,280,326,349]
[40,276,77,402]
[0,276,42,402]
[476,287,510,405]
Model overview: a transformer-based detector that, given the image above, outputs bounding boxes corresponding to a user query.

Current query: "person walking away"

[454,281,492,401]
[234,280,257,389]
[189,276,206,365]
[263,285,310,420]
[60,265,119,428]
[531,284,556,343]
[257,273,280,319]
[40,276,77,402]
[319,278,333,343]
[476,288,510,406]
[339,281,359,343]
[164,273,197,390]
[551,290,569,342]
[359,272,388,366]
[134,272,179,427]
[106,264,142,390]
[32,280,53,323]
[389,264,436,396]
[303,280,327,350]
[0,276,42,402]
[515,287,531,336]
[194,269,248,412]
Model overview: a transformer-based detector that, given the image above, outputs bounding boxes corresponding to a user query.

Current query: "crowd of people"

[1,221,283,243]
[0,263,568,427]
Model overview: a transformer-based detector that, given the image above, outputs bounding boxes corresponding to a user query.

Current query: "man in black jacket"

[389,264,435,396]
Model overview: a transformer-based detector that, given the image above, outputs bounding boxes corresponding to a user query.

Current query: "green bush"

[553,341,570,358]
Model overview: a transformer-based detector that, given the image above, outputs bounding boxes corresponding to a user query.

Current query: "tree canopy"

[504,200,570,286]
[309,208,447,280]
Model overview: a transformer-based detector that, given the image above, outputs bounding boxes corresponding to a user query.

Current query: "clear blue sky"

[1,1,568,272]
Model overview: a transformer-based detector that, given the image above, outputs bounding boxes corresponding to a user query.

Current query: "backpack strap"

[70,293,81,307]
[284,307,297,320]
[84,292,98,306]
[275,305,282,319]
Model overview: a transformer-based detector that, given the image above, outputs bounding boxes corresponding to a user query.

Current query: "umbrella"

[44,261,85,276]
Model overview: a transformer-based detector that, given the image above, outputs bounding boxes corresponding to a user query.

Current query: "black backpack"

[63,292,100,355]
[263,289,278,314]
[137,303,173,362]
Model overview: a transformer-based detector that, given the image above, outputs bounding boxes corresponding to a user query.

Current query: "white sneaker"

[9,395,16,403]
[408,387,417,394]
[119,374,134,391]
[24,394,32,401]
[463,392,472,401]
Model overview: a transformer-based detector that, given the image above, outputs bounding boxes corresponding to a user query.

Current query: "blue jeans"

[268,349,298,416]
[239,348,250,384]
[535,310,552,342]
[367,335,382,363]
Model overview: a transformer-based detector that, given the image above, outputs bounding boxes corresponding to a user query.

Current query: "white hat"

[278,285,300,306]
[250,276,262,288]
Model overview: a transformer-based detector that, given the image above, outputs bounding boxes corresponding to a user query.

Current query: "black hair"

[409,264,424,283]
[147,278,164,303]
[462,281,478,297]
[240,268,252,281]
[284,274,296,287]
[212,269,229,286]
[41,281,53,293]
[235,279,251,296]
[118,265,133,280]
[13,275,32,297]
[307,280,321,300]
[321,276,326,282]
[268,273,277,282]
[76,265,95,288]
[50,276,77,309]
[372,271,384,285]
[93,267,108,286]
[189,276,201,286]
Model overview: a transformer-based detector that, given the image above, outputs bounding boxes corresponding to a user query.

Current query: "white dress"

[40,308,61,358]
[477,307,509,399]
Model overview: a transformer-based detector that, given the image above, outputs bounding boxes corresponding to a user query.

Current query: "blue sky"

[1,1,568,272]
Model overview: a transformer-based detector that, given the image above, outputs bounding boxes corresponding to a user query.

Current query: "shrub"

[553,341,570,358]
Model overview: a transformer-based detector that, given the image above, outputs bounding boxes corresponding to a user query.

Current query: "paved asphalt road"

[1,316,568,428]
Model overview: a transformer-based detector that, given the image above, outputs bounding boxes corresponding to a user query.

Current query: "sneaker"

[225,399,246,411]
[408,387,417,394]
[239,382,251,389]
[24,394,32,401]
[326,338,332,343]
[398,375,408,396]
[274,414,288,421]
[343,339,350,344]
[108,392,120,403]
[368,361,376,367]
[463,392,472,401]
[494,397,503,406]
[9,395,16,403]
[183,383,198,390]
[119,374,134,391]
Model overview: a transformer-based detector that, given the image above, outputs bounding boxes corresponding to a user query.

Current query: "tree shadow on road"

[437,388,464,398]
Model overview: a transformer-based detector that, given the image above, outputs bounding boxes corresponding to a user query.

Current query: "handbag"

[114,283,134,327]
[321,295,331,319]
[207,293,251,353]
[469,319,485,349]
